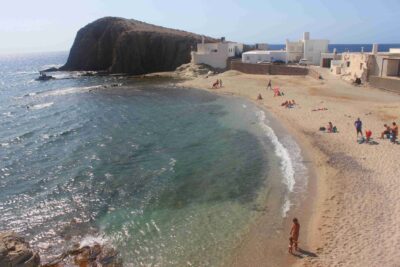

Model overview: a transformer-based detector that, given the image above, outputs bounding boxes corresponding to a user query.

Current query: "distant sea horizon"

[268,43,400,53]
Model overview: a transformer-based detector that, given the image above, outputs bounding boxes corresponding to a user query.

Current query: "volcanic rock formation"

[61,17,217,74]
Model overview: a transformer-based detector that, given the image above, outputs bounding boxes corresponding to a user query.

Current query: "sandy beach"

[168,69,400,266]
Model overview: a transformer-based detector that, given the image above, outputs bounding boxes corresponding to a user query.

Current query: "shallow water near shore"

[0,52,308,266]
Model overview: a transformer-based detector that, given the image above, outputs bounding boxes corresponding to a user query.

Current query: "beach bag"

[333,126,337,133]
[319,127,326,131]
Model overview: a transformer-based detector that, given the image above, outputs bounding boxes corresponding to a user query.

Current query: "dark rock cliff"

[61,17,217,74]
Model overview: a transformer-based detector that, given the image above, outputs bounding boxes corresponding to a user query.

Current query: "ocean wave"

[2,112,13,117]
[25,92,37,97]
[79,234,109,248]
[36,83,124,98]
[169,158,177,172]
[37,85,103,97]
[40,64,62,70]
[256,110,295,191]
[15,71,38,75]
[29,102,54,110]
[256,110,298,217]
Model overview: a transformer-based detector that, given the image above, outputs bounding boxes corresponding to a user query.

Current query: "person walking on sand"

[354,118,363,139]
[267,79,272,90]
[289,218,300,253]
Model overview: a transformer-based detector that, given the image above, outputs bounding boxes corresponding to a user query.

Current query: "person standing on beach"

[289,218,300,253]
[354,118,363,139]
[267,79,272,90]
[219,79,223,88]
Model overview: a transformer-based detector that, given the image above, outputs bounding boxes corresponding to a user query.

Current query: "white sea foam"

[37,85,102,97]
[256,110,308,217]
[256,110,295,191]
[24,92,37,97]
[169,158,177,172]
[30,102,54,110]
[79,234,109,248]
[2,112,12,117]
[282,196,292,217]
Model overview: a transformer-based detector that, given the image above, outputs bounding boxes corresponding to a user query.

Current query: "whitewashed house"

[286,32,329,65]
[242,50,287,64]
[191,37,243,69]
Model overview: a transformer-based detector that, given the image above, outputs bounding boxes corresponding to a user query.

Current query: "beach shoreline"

[173,77,323,267]
[149,68,400,266]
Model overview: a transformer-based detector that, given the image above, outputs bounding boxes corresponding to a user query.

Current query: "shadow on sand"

[291,248,318,259]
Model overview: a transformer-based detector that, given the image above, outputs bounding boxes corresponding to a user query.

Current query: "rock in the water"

[0,232,40,267]
[60,17,217,75]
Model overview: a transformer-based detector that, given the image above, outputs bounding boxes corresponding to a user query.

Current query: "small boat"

[36,71,55,81]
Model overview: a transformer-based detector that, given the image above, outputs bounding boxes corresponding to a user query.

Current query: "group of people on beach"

[380,122,398,143]
[211,79,223,89]
[354,118,398,144]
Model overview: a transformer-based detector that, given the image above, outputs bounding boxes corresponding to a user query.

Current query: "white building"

[286,32,329,65]
[242,50,287,64]
[191,37,243,69]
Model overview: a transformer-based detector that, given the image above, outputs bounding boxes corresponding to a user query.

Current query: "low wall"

[308,68,322,79]
[369,76,400,93]
[229,60,309,76]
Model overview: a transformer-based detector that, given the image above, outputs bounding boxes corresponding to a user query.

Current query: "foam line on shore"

[256,110,296,217]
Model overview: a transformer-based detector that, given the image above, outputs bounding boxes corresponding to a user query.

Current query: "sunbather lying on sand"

[312,108,328,111]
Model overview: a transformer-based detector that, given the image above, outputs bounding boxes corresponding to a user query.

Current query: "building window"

[212,49,218,53]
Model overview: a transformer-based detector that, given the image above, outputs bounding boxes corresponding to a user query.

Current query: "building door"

[322,58,332,68]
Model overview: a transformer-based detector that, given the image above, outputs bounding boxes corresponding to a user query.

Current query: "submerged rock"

[0,232,40,267]
[60,17,217,75]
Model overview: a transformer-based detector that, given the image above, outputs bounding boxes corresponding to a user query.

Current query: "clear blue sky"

[1,0,399,53]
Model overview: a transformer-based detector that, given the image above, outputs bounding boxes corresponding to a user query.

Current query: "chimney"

[372,44,378,54]
[303,32,310,41]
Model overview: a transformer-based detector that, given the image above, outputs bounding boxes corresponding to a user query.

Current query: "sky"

[1,0,399,54]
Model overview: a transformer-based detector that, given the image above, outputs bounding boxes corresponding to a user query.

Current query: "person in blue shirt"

[354,118,363,139]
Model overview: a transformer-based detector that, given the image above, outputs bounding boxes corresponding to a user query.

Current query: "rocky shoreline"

[0,232,121,267]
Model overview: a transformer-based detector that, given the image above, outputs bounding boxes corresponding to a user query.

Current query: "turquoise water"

[0,52,307,266]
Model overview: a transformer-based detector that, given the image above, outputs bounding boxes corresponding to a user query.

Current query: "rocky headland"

[60,17,217,75]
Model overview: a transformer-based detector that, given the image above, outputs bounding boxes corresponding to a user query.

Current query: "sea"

[268,43,400,53]
[0,51,310,266]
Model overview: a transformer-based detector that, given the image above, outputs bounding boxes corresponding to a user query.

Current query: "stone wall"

[229,60,308,76]
[369,76,400,93]
[308,68,322,79]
